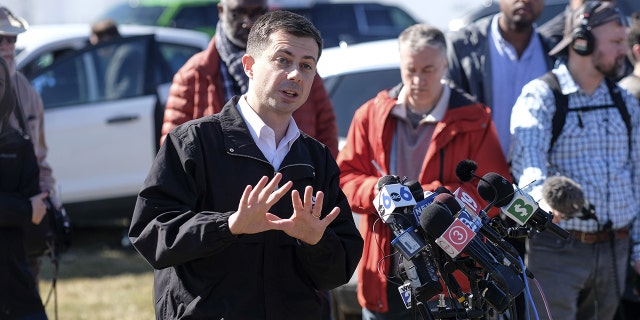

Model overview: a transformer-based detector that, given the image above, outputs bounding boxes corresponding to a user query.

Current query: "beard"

[593,53,626,79]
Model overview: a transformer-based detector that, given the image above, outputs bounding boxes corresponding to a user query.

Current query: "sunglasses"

[0,35,17,44]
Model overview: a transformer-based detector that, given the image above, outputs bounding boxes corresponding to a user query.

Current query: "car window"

[295,6,358,47]
[171,4,219,29]
[103,40,148,99]
[325,68,401,137]
[156,42,202,77]
[29,36,152,109]
[361,5,415,34]
[104,4,165,25]
[21,47,79,79]
[31,55,89,109]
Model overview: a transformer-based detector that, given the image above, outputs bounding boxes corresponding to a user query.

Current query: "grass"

[38,227,155,320]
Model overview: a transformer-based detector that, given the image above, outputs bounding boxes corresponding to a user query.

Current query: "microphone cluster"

[371,160,571,319]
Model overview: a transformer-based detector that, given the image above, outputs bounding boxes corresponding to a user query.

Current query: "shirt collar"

[236,95,300,150]
[392,80,450,123]
[490,13,541,61]
[552,62,581,96]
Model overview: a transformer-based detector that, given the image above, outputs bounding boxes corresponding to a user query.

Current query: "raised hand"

[229,173,293,235]
[270,185,340,245]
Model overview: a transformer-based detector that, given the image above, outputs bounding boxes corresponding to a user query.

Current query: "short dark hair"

[246,10,322,60]
[628,12,640,64]
[91,19,121,41]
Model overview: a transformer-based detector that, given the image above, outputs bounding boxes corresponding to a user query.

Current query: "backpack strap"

[539,72,567,153]
[604,78,632,151]
[539,72,632,152]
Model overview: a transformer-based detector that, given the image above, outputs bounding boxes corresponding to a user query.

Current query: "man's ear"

[633,44,640,63]
[242,54,254,78]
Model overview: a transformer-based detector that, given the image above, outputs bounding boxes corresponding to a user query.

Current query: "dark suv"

[273,2,419,48]
[100,1,420,49]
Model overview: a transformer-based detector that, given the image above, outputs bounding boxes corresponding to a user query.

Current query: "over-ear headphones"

[571,2,601,56]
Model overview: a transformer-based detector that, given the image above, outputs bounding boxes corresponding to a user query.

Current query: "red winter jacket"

[161,38,339,157]
[336,83,511,313]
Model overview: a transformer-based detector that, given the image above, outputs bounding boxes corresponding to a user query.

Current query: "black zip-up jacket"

[129,97,363,320]
[0,128,45,319]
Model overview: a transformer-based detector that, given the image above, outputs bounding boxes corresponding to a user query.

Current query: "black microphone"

[434,193,527,276]
[403,179,425,202]
[377,175,401,190]
[477,173,570,240]
[435,186,453,195]
[456,159,502,211]
[455,159,479,183]
[419,202,525,298]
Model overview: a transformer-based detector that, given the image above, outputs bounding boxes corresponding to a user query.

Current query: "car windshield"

[103,3,165,25]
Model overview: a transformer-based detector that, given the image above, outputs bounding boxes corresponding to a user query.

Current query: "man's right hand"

[229,173,293,235]
[30,192,49,225]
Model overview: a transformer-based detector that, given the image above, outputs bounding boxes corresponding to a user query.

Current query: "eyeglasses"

[0,35,17,44]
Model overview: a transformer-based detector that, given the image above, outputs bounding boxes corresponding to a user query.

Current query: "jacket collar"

[218,96,316,174]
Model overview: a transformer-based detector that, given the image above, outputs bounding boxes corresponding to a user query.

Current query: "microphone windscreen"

[455,159,478,182]
[435,186,452,195]
[542,176,585,217]
[478,173,514,207]
[404,180,424,201]
[377,175,400,190]
[434,193,461,213]
[419,202,454,238]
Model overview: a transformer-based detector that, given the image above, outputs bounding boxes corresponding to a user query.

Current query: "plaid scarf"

[215,21,249,101]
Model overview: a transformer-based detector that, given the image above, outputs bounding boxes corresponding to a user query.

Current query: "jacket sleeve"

[161,66,198,146]
[15,74,56,197]
[445,34,469,95]
[310,74,339,158]
[32,93,55,196]
[336,100,381,215]
[129,131,238,269]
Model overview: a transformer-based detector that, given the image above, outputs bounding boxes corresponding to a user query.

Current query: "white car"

[317,39,401,320]
[16,24,210,225]
[317,39,401,150]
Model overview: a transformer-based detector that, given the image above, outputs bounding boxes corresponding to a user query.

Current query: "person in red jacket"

[161,0,339,157]
[336,24,511,319]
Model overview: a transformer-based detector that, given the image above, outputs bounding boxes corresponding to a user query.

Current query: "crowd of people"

[3,0,640,319]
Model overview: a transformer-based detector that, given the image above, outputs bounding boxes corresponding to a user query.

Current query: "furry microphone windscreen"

[542,176,585,218]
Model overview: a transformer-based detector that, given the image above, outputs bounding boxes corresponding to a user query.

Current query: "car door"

[28,35,157,204]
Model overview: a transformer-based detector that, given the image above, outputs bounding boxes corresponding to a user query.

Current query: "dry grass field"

[38,227,155,320]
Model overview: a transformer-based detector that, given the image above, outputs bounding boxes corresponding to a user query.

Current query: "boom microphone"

[477,173,570,240]
[419,202,525,298]
[542,175,585,219]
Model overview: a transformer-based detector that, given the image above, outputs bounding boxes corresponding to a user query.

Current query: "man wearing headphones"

[510,2,640,319]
